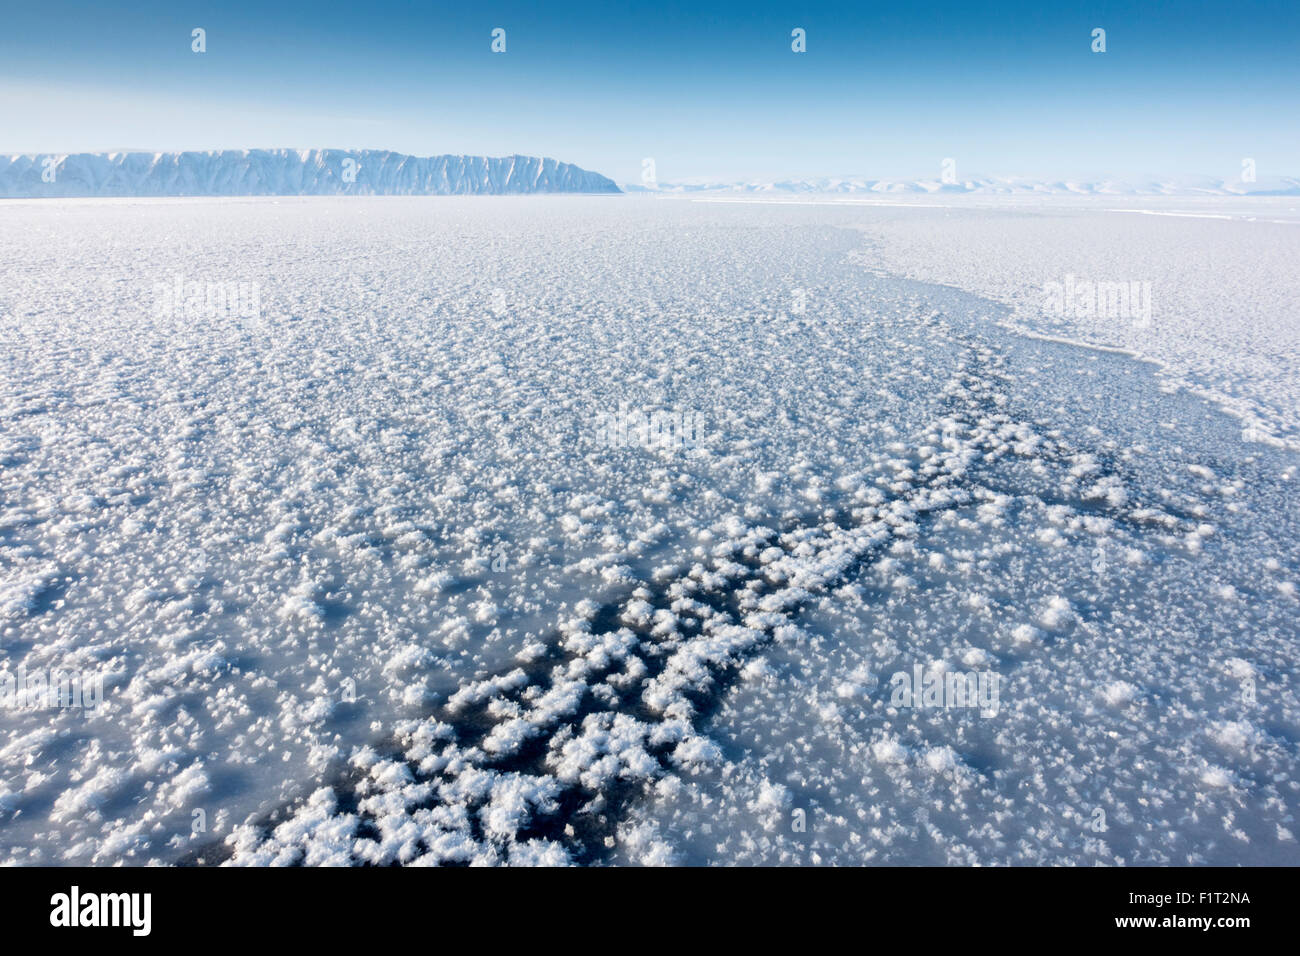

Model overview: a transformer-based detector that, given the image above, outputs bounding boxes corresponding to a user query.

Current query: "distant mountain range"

[0,150,622,197]
[622,175,1300,197]
[5,153,1293,199]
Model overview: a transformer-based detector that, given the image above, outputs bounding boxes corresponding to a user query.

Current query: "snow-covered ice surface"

[0,196,1297,865]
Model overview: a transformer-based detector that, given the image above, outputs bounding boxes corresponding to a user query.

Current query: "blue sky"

[1,1,1296,182]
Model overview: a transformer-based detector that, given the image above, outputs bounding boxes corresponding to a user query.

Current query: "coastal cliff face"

[0,150,623,197]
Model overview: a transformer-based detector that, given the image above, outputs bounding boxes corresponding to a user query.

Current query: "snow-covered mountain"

[624,175,1300,196]
[0,149,621,197]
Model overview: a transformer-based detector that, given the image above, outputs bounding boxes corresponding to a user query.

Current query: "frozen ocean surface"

[848,196,1300,448]
[0,196,1296,865]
